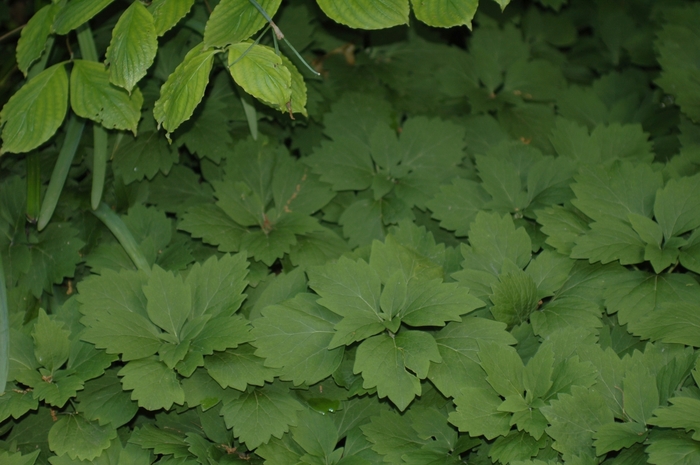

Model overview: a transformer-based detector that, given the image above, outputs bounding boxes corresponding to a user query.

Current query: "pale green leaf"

[149,0,195,36]
[48,414,117,461]
[16,4,57,76]
[185,253,249,319]
[118,358,185,410]
[70,60,143,134]
[449,387,512,440]
[105,2,157,92]
[650,397,700,440]
[228,43,292,111]
[411,0,478,28]
[203,0,282,47]
[143,265,191,340]
[316,0,409,29]
[282,54,308,117]
[592,422,647,455]
[489,430,541,464]
[220,383,304,449]
[646,430,700,465]
[32,309,70,373]
[53,0,115,35]
[0,63,67,154]
[204,344,277,390]
[153,44,218,138]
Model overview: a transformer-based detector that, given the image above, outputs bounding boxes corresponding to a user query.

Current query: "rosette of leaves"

[538,161,700,347]
[0,176,84,298]
[306,92,468,248]
[253,224,483,410]
[180,136,345,267]
[78,254,251,411]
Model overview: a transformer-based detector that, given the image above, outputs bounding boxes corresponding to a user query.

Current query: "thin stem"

[0,24,24,43]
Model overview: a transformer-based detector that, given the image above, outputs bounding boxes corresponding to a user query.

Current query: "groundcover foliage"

[2,0,700,463]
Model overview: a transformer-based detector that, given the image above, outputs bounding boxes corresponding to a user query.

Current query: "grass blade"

[91,124,108,209]
[0,254,8,393]
[92,203,151,274]
[26,151,41,223]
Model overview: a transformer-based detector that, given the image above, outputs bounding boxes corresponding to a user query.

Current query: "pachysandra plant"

[2,0,700,464]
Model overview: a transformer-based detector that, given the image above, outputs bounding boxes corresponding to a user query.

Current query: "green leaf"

[112,130,179,183]
[53,0,115,35]
[650,397,700,441]
[118,358,185,410]
[628,212,663,247]
[70,60,143,133]
[428,318,516,398]
[185,253,248,319]
[48,414,117,461]
[525,250,575,298]
[631,302,700,347]
[78,369,138,428]
[0,63,68,154]
[316,0,409,29]
[478,340,524,398]
[0,450,39,465]
[360,409,431,463]
[143,265,191,339]
[154,44,218,139]
[354,331,441,411]
[646,430,700,465]
[308,257,384,348]
[399,280,483,327]
[523,344,555,401]
[411,0,478,28]
[536,206,589,255]
[16,4,57,76]
[489,430,542,464]
[592,422,647,455]
[179,204,246,252]
[654,173,700,241]
[291,409,339,461]
[0,386,38,423]
[490,270,539,328]
[204,344,276,390]
[105,2,157,92]
[426,179,490,237]
[227,43,292,111]
[540,385,614,461]
[449,387,512,440]
[623,363,659,425]
[32,309,70,373]
[220,383,304,449]
[251,293,344,385]
[571,218,646,265]
[204,0,282,47]
[149,0,195,36]
[531,297,602,338]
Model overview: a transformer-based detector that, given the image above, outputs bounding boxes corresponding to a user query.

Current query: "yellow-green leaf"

[228,43,291,111]
[411,0,478,28]
[106,2,157,92]
[281,54,307,117]
[149,0,195,36]
[0,62,68,154]
[316,0,409,30]
[70,60,143,134]
[16,3,57,76]
[204,0,283,48]
[154,44,219,139]
[53,0,115,35]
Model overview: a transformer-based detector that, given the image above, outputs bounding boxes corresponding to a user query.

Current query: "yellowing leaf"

[0,62,68,154]
[228,43,292,112]
[70,60,143,134]
[204,0,282,48]
[53,0,115,35]
[411,0,478,28]
[149,0,195,36]
[106,2,157,92]
[316,0,409,29]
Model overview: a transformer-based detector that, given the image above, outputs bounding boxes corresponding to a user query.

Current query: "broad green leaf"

[400,280,483,327]
[227,43,292,111]
[128,423,189,457]
[536,206,589,255]
[428,318,515,398]
[523,344,554,401]
[571,218,646,265]
[0,63,67,154]
[291,409,339,461]
[623,364,659,425]
[185,253,249,319]
[541,385,614,461]
[53,0,115,35]
[153,44,218,139]
[48,414,117,460]
[646,430,700,465]
[149,0,195,36]
[490,270,539,328]
[426,179,490,237]
[489,430,542,464]
[0,450,40,465]
[525,250,575,299]
[478,340,524,398]
[449,387,512,440]
[0,387,38,423]
[654,173,700,241]
[143,265,191,339]
[592,422,647,455]
[179,204,246,252]
[32,371,85,408]
[105,2,157,92]
[32,309,70,373]
[361,409,431,463]
[411,0,478,28]
[16,4,57,76]
[308,257,384,348]
[632,302,700,347]
[531,297,602,338]
[354,331,441,411]
[70,60,143,134]
[78,370,138,428]
[220,383,304,449]
[251,294,344,385]
[628,212,663,247]
[118,358,184,410]
[204,0,282,47]
[204,344,277,390]
[281,55,308,117]
[316,0,409,29]
[650,397,700,440]
[112,130,178,183]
